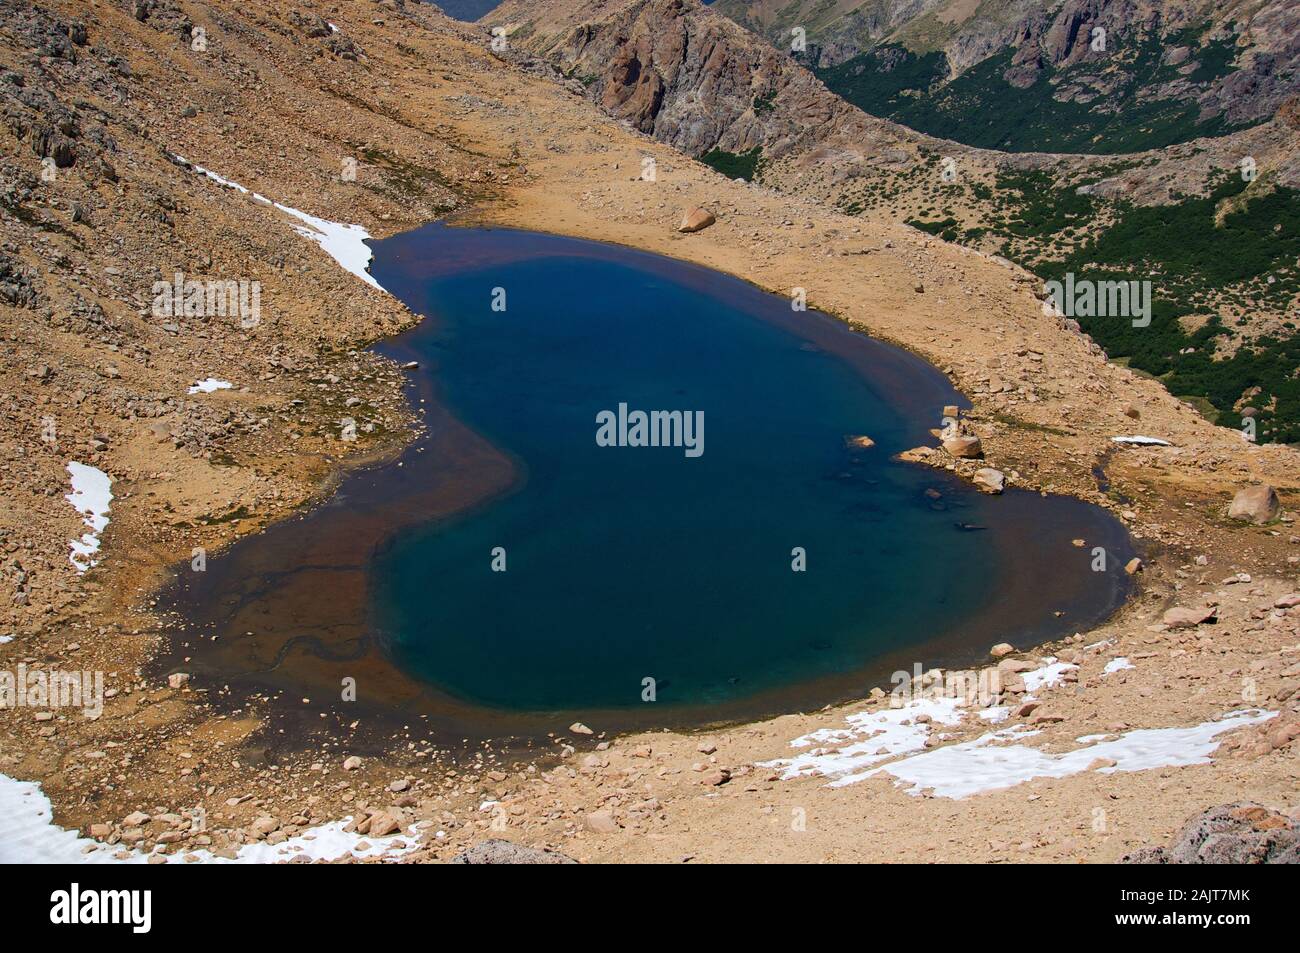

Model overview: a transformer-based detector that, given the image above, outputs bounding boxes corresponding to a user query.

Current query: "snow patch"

[1021,657,1077,694]
[758,697,966,786]
[65,462,112,573]
[0,774,418,864]
[978,705,1012,724]
[175,156,385,292]
[188,378,232,394]
[1103,657,1134,676]
[860,709,1276,799]
[1112,435,1172,446]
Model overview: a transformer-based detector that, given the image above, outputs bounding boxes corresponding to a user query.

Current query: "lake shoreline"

[150,222,1136,752]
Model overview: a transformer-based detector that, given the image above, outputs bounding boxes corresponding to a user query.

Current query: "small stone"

[990,643,1015,658]
[569,722,593,735]
[342,755,362,771]
[701,768,731,786]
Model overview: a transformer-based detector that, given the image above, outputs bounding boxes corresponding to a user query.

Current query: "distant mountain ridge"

[712,0,1300,153]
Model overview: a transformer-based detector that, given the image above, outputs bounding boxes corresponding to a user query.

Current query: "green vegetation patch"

[699,147,765,182]
[818,30,1258,154]
[1034,178,1300,443]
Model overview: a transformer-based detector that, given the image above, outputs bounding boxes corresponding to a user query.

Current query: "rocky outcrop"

[714,0,1300,132]
[485,0,940,165]
[451,839,579,863]
[1123,803,1300,863]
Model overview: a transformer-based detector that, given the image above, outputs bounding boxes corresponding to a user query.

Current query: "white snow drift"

[0,774,418,865]
[65,462,112,573]
[764,701,1275,799]
[175,156,385,292]
[188,377,233,394]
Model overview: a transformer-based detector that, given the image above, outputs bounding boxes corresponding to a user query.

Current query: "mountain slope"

[715,0,1300,153]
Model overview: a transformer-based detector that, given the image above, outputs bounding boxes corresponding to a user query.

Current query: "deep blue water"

[362,225,1132,713]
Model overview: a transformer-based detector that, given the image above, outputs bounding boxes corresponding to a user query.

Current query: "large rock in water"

[451,839,578,864]
[678,206,716,233]
[1227,484,1280,524]
[1123,803,1299,864]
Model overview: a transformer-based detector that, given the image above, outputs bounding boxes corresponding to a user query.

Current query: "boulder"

[989,642,1015,658]
[942,436,982,459]
[678,207,716,233]
[1123,803,1299,864]
[973,467,1004,494]
[451,839,578,864]
[844,434,875,449]
[1162,605,1217,629]
[584,810,619,833]
[1227,485,1280,524]
[365,811,401,837]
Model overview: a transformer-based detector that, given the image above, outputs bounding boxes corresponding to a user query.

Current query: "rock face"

[451,839,579,864]
[1123,803,1300,864]
[1227,484,1281,524]
[486,0,940,165]
[678,206,716,233]
[712,0,1300,131]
